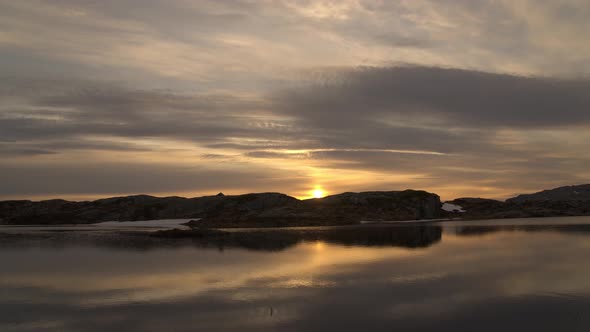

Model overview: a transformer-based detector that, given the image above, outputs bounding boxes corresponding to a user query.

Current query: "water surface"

[2,217,590,331]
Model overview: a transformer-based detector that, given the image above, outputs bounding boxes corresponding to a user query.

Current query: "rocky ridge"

[0,190,442,227]
[444,184,590,219]
[4,184,590,227]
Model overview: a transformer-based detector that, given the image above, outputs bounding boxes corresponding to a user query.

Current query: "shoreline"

[2,216,590,253]
[4,214,590,231]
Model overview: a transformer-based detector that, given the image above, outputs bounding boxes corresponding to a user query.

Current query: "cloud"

[0,146,56,157]
[1,0,590,199]
[0,161,309,198]
[4,0,590,86]
[273,65,590,129]
[0,77,283,145]
[2,65,590,200]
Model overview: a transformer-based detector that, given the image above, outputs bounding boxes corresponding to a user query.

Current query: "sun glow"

[312,188,325,199]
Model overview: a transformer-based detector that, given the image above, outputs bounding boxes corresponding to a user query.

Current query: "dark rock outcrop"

[0,190,441,227]
[193,190,442,227]
[0,195,194,225]
[507,184,590,203]
[444,184,590,220]
[443,198,519,219]
[6,184,590,226]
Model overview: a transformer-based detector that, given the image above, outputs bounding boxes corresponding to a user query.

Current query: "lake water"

[2,216,590,331]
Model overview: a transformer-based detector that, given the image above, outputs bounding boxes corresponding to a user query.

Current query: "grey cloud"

[200,153,237,160]
[2,0,590,199]
[0,161,308,198]
[2,67,589,199]
[274,66,590,129]
[1,74,494,158]
[0,78,285,147]
[204,142,300,151]
[0,147,56,157]
[0,140,155,156]
[245,151,309,159]
[3,0,590,85]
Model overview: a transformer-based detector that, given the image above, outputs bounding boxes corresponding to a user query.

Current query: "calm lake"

[2,216,590,331]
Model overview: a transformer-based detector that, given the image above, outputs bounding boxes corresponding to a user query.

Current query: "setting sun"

[312,189,325,199]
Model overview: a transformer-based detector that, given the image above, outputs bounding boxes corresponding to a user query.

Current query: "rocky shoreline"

[1,184,590,227]
[0,190,442,227]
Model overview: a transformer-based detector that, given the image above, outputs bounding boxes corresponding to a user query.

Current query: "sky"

[1,0,590,201]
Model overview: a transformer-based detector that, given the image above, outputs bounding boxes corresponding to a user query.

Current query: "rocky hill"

[0,190,442,227]
[443,184,590,220]
[196,190,442,227]
[5,184,590,227]
[507,184,590,203]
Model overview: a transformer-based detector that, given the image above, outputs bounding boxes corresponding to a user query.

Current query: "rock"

[196,190,442,227]
[444,185,590,220]
[0,190,441,227]
[8,184,590,226]
[507,184,590,203]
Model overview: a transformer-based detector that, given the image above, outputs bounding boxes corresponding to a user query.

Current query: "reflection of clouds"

[388,271,447,284]
[0,320,66,332]
[3,225,590,330]
[0,243,414,307]
[268,278,336,289]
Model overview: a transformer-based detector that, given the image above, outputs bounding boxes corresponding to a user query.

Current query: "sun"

[312,188,325,199]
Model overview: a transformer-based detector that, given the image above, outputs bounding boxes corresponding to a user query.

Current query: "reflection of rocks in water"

[153,225,442,251]
[151,228,301,251]
[0,230,300,252]
[453,224,590,237]
[298,225,442,248]
[0,231,180,251]
[0,225,442,252]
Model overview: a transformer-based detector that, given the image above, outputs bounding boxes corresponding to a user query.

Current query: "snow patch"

[442,203,466,213]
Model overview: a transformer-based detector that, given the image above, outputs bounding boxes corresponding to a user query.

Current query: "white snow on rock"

[442,203,466,213]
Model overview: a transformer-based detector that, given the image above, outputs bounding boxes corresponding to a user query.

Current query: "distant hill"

[5,184,590,227]
[507,184,590,203]
[0,190,442,227]
[444,184,590,220]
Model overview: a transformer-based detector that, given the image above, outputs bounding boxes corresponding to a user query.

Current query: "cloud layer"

[1,0,589,200]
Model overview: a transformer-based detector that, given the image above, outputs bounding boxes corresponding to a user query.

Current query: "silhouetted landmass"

[507,184,590,203]
[445,185,590,220]
[0,190,442,226]
[193,190,442,227]
[3,184,590,226]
